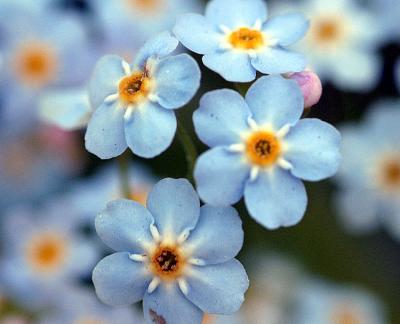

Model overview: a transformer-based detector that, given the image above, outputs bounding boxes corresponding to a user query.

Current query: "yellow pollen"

[246,131,281,167]
[118,72,151,104]
[229,28,264,50]
[26,233,68,273]
[14,42,58,87]
[150,245,186,281]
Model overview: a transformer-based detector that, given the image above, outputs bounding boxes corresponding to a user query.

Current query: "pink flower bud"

[287,71,322,109]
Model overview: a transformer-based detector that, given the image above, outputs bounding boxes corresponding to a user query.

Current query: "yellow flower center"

[150,245,186,281]
[118,71,151,104]
[246,131,281,167]
[332,308,361,324]
[380,158,400,191]
[13,42,58,87]
[126,0,164,13]
[229,28,264,50]
[129,187,149,206]
[26,233,68,273]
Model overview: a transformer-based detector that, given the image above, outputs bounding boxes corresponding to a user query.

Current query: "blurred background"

[0,0,399,323]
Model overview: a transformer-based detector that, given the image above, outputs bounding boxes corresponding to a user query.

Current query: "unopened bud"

[287,71,322,109]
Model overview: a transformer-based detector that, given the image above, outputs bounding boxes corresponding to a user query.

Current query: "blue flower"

[173,0,309,82]
[85,32,201,159]
[92,178,248,324]
[0,203,99,310]
[335,99,400,240]
[193,75,341,229]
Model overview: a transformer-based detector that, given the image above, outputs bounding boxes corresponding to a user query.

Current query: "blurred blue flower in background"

[39,287,143,324]
[174,0,309,82]
[276,0,382,92]
[0,3,92,134]
[335,100,400,240]
[193,75,341,229]
[0,203,99,310]
[290,279,387,324]
[85,32,201,159]
[92,178,248,324]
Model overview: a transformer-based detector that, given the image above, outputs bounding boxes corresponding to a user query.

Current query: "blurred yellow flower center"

[150,245,186,281]
[127,0,164,13]
[229,28,264,50]
[129,188,148,206]
[381,159,400,189]
[118,72,151,104]
[333,308,361,324]
[14,42,58,87]
[202,314,215,324]
[246,131,281,167]
[310,16,346,47]
[26,233,68,273]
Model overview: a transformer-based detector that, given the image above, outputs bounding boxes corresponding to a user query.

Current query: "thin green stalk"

[117,151,131,199]
[177,117,198,183]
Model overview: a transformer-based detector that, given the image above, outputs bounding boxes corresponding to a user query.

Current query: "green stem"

[177,117,198,183]
[118,151,131,199]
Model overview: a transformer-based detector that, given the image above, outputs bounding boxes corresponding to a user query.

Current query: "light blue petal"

[186,259,249,314]
[193,89,251,147]
[185,205,243,264]
[244,168,307,229]
[153,54,201,109]
[284,119,341,181]
[92,252,151,306]
[124,101,176,158]
[263,13,309,46]
[205,0,267,29]
[143,283,203,324]
[245,75,304,129]
[173,13,222,54]
[194,147,250,205]
[95,199,154,253]
[251,47,306,75]
[203,51,256,82]
[85,101,127,159]
[146,178,200,237]
[133,31,179,70]
[39,88,91,130]
[88,55,125,109]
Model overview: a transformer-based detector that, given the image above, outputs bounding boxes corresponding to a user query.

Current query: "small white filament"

[278,158,293,170]
[148,277,161,294]
[178,279,189,296]
[129,254,147,262]
[250,166,260,182]
[228,143,245,153]
[188,258,206,266]
[122,61,131,76]
[104,93,119,104]
[150,224,161,243]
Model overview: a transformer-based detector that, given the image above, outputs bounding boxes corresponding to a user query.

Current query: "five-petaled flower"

[193,75,341,229]
[174,0,309,82]
[85,32,201,159]
[92,178,248,324]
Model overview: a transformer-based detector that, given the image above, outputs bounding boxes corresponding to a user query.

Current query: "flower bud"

[287,71,322,109]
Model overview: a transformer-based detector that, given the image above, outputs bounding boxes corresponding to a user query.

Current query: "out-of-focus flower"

[335,100,400,240]
[193,75,341,229]
[39,87,91,130]
[40,287,143,324]
[85,32,201,159]
[290,279,387,324]
[174,0,308,82]
[92,0,201,42]
[0,129,84,209]
[92,178,248,324]
[0,204,99,310]
[0,6,92,134]
[367,0,400,43]
[276,0,382,92]
[287,70,322,109]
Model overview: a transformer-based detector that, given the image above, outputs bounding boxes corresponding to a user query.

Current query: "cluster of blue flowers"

[72,0,342,322]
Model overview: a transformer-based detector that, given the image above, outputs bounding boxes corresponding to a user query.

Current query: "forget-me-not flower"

[92,178,248,324]
[173,0,309,82]
[193,75,341,229]
[335,100,400,241]
[85,32,201,159]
